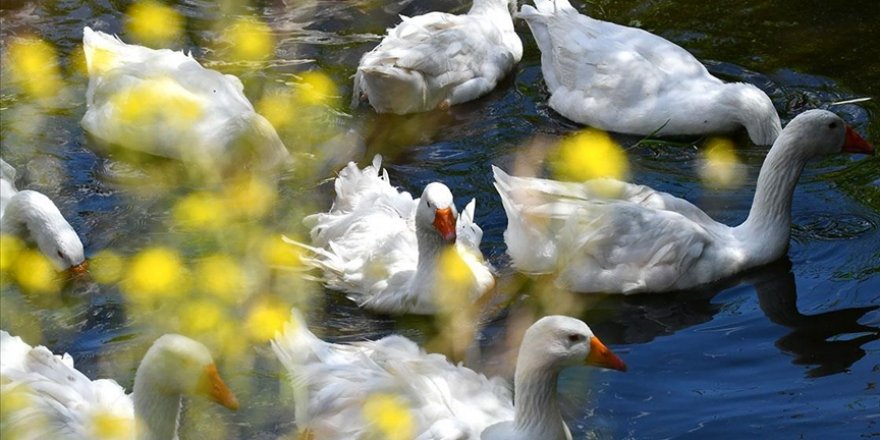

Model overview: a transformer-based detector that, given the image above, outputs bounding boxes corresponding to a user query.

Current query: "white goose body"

[353,0,522,114]
[0,331,238,440]
[272,309,626,440]
[285,156,494,314]
[81,27,289,169]
[494,110,873,294]
[519,0,782,145]
[0,159,85,271]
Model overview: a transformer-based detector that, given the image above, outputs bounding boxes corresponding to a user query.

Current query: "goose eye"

[829,122,838,129]
[57,250,66,260]
[567,334,583,343]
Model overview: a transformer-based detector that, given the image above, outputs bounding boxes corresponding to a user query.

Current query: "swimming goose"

[519,0,782,145]
[272,308,626,439]
[352,0,522,114]
[284,155,494,314]
[494,109,873,294]
[81,27,290,170]
[0,331,238,440]
[1,158,86,272]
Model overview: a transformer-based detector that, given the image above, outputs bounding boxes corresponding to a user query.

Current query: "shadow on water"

[751,260,880,378]
[572,258,880,378]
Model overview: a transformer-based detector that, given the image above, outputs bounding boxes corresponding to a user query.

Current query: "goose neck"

[735,132,808,263]
[416,227,446,267]
[1,191,63,236]
[133,365,183,440]
[513,364,567,438]
[724,84,782,145]
[0,193,38,236]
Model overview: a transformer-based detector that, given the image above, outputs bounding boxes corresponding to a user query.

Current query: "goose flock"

[0,0,874,438]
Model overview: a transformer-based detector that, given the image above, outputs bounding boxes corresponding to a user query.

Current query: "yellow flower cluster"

[551,128,629,183]
[4,37,65,100]
[125,0,184,48]
[699,137,745,188]
[362,393,415,440]
[0,235,60,294]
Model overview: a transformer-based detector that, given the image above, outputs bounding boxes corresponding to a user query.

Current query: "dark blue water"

[1,0,878,438]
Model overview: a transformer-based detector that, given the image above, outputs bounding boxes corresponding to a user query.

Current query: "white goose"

[519,0,782,145]
[284,156,494,315]
[1,159,86,272]
[0,331,238,440]
[81,27,290,169]
[352,0,522,114]
[272,308,626,439]
[494,109,873,294]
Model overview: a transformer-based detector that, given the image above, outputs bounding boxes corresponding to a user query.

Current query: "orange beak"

[585,336,627,372]
[199,363,240,410]
[432,207,456,243]
[843,126,873,154]
[65,260,90,281]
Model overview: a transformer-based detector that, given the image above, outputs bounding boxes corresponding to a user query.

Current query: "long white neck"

[1,192,39,236]
[512,361,568,438]
[734,130,807,265]
[723,83,782,146]
[133,365,183,440]
[412,225,448,293]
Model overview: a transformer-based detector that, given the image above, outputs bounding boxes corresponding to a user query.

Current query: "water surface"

[0,0,878,438]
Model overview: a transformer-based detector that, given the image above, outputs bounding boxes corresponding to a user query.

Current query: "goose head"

[135,334,239,410]
[517,315,627,373]
[2,190,86,272]
[415,182,458,244]
[781,109,873,157]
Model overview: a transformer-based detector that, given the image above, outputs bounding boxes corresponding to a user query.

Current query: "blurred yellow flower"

[262,236,301,268]
[362,393,414,440]
[257,91,297,131]
[5,36,64,99]
[1,385,50,439]
[110,77,204,127]
[13,250,60,294]
[173,192,226,230]
[70,44,90,76]
[699,137,744,188]
[125,0,184,48]
[437,248,473,290]
[223,177,276,220]
[1,384,34,414]
[296,71,338,107]
[86,47,118,76]
[0,234,25,272]
[224,18,274,62]
[90,411,134,440]
[180,299,225,335]
[245,297,290,342]
[196,254,243,301]
[90,250,126,285]
[551,128,629,183]
[122,247,186,300]
[211,319,248,361]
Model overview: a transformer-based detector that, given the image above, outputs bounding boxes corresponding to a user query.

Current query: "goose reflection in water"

[752,259,880,378]
[574,257,878,378]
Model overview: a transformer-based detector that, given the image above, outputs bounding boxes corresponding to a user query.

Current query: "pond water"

[1,0,878,439]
